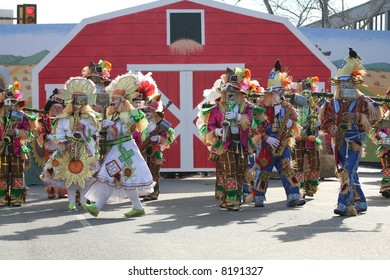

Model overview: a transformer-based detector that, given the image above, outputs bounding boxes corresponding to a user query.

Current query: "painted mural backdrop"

[1,25,388,106]
[0,24,74,184]
[301,28,390,97]
[0,24,74,104]
[0,24,389,176]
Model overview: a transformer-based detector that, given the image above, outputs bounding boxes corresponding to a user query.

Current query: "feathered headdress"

[3,81,26,109]
[247,79,264,95]
[220,68,247,94]
[59,77,96,105]
[134,72,159,102]
[266,59,292,92]
[8,81,23,100]
[201,78,224,107]
[106,72,141,101]
[331,47,366,85]
[303,76,319,92]
[234,67,251,92]
[97,59,112,78]
[86,60,112,87]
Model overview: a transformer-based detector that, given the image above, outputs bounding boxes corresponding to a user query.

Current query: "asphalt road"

[1,165,389,262]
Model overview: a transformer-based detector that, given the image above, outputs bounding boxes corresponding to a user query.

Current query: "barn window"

[167,10,204,45]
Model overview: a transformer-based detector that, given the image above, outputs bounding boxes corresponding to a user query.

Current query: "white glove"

[286,119,293,129]
[151,135,160,142]
[314,120,321,127]
[46,134,55,141]
[215,128,223,137]
[225,112,236,120]
[102,120,115,128]
[266,136,280,148]
[379,132,388,139]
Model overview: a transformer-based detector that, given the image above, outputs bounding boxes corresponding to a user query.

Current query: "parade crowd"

[1,47,389,217]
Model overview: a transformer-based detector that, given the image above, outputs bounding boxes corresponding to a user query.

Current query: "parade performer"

[82,60,112,91]
[130,71,175,199]
[243,79,265,202]
[371,86,390,198]
[132,72,156,109]
[253,60,305,208]
[140,96,175,201]
[320,47,381,216]
[131,72,159,148]
[37,89,66,199]
[82,60,112,115]
[41,77,101,211]
[293,77,323,198]
[198,68,266,211]
[83,73,155,218]
[197,79,224,199]
[0,82,38,207]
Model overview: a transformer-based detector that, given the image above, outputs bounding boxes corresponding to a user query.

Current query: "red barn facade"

[33,0,335,172]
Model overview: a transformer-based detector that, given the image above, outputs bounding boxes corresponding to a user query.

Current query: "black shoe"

[381,189,390,198]
[287,199,306,207]
[334,208,347,216]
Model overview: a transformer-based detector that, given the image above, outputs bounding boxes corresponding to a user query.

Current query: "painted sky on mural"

[301,28,390,65]
[1,0,369,24]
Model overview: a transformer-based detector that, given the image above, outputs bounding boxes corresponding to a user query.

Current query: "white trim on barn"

[127,63,245,172]
[166,9,206,46]
[127,63,245,72]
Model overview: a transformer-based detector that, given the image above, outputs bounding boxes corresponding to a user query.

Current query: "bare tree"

[220,0,322,26]
[263,0,274,14]
[221,0,245,5]
[328,0,388,29]
[266,0,319,26]
[219,0,388,29]
[317,0,330,27]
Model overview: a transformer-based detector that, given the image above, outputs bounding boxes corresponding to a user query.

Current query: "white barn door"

[128,63,245,172]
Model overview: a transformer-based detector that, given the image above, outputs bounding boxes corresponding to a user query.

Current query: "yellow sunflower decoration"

[49,76,98,189]
[53,150,97,188]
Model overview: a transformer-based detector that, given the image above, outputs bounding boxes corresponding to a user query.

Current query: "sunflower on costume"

[122,166,137,181]
[42,77,100,189]
[53,146,97,188]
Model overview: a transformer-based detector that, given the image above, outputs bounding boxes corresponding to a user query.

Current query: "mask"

[339,80,356,101]
[227,92,238,103]
[112,97,121,109]
[73,94,88,110]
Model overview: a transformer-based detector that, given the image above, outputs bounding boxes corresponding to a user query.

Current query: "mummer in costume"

[41,77,101,211]
[293,77,323,198]
[37,89,67,199]
[198,68,266,211]
[83,72,155,218]
[320,47,381,216]
[0,82,38,207]
[253,60,306,208]
[372,87,390,198]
